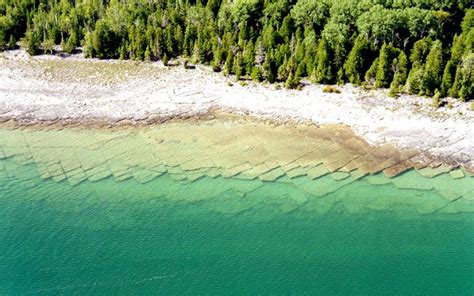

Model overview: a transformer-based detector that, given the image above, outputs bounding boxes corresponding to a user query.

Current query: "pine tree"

[243,41,255,76]
[279,16,292,42]
[285,72,295,89]
[174,25,183,53]
[224,49,234,76]
[445,34,467,97]
[42,36,55,54]
[62,31,78,54]
[458,53,473,101]
[8,35,16,49]
[192,42,201,64]
[166,26,175,56]
[314,39,332,84]
[25,28,40,55]
[296,62,306,78]
[376,43,391,88]
[145,46,151,61]
[277,57,289,82]
[389,51,408,94]
[420,41,443,96]
[234,52,243,80]
[183,26,194,57]
[364,58,378,85]
[344,36,369,85]
[263,51,277,83]
[262,24,275,50]
[446,32,474,98]
[450,66,462,98]
[0,29,6,51]
[251,66,263,82]
[441,61,455,96]
[410,38,432,66]
[406,66,424,95]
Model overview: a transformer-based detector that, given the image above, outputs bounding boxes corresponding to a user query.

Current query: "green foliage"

[322,85,341,93]
[420,41,443,96]
[406,65,424,94]
[234,52,244,80]
[62,31,78,54]
[89,20,121,59]
[390,51,408,94]
[313,39,332,83]
[357,6,443,47]
[365,58,379,85]
[431,89,442,108]
[344,36,370,85]
[457,53,473,101]
[8,35,16,49]
[291,0,329,31]
[42,37,55,54]
[263,51,277,83]
[251,66,263,82]
[224,49,234,76]
[0,0,469,99]
[25,28,40,55]
[410,37,433,65]
[376,43,392,88]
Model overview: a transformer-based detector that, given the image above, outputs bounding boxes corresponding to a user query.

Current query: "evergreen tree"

[410,38,432,66]
[441,61,455,96]
[376,43,391,88]
[8,35,17,49]
[0,0,469,99]
[42,36,55,54]
[192,42,201,64]
[25,28,40,55]
[313,39,332,83]
[234,52,244,80]
[458,53,473,101]
[285,72,296,89]
[243,41,255,76]
[364,58,378,85]
[263,51,277,83]
[62,31,78,54]
[145,46,151,61]
[251,66,263,82]
[344,36,369,85]
[389,51,408,94]
[277,57,289,82]
[420,41,443,96]
[441,34,464,96]
[224,49,234,76]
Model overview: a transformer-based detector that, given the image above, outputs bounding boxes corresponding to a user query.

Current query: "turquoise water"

[1,156,473,295]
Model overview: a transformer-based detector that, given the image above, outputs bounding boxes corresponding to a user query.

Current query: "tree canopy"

[0,0,472,100]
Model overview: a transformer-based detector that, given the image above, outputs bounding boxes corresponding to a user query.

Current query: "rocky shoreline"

[1,49,473,174]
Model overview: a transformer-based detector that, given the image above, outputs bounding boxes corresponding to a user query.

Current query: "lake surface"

[0,121,473,295]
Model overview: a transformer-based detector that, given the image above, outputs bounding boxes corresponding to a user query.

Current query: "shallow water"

[0,123,473,295]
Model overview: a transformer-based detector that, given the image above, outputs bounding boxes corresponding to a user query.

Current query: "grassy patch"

[322,85,341,94]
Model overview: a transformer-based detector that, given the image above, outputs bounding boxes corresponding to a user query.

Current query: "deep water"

[1,157,473,295]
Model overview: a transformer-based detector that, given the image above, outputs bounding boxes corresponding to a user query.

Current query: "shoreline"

[1,49,473,173]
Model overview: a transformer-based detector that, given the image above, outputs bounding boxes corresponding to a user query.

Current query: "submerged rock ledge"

[0,118,473,194]
[0,50,473,174]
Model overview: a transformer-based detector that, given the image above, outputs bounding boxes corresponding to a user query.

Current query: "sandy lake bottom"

[0,119,473,294]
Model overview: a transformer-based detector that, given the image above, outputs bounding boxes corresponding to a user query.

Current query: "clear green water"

[1,156,473,295]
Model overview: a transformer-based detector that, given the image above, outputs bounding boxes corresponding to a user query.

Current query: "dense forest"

[0,0,473,100]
